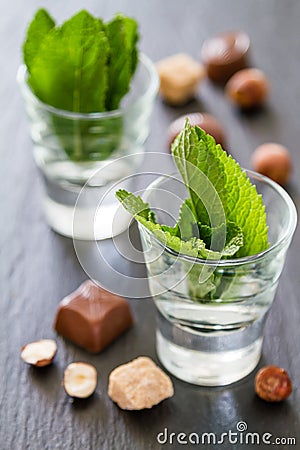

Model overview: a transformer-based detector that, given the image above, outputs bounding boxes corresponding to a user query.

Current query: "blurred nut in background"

[226,68,270,109]
[251,143,292,185]
[201,31,250,83]
[156,53,205,105]
[108,356,174,410]
[167,112,226,150]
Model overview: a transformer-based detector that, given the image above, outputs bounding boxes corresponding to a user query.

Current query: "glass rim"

[140,170,297,267]
[17,52,159,120]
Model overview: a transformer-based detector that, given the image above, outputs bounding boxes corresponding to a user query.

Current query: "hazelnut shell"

[255,365,292,402]
[226,68,270,109]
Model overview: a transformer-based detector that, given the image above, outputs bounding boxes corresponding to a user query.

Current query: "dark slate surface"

[0,1,299,449]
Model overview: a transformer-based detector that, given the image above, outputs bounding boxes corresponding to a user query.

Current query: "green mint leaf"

[198,222,243,257]
[215,142,269,257]
[172,122,226,228]
[138,218,200,258]
[185,223,243,300]
[177,199,198,240]
[105,14,139,110]
[172,120,269,257]
[116,190,201,257]
[116,189,153,220]
[161,224,180,236]
[177,199,242,257]
[222,223,244,256]
[185,264,219,300]
[116,190,228,260]
[28,10,109,112]
[197,223,213,247]
[138,217,217,259]
[123,17,139,77]
[23,9,55,73]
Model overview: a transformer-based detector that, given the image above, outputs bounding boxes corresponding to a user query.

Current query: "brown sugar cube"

[156,53,206,105]
[54,280,133,353]
[108,356,174,410]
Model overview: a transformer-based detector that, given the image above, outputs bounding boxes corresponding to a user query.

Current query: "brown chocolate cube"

[54,280,133,353]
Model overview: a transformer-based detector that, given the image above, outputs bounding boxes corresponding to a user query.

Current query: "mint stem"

[73,118,83,160]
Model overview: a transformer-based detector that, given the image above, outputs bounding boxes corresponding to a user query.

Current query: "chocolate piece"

[156,53,206,105]
[201,31,250,83]
[54,280,133,353]
[167,112,226,149]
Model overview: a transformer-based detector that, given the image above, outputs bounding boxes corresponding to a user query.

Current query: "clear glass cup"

[18,53,159,239]
[138,171,297,386]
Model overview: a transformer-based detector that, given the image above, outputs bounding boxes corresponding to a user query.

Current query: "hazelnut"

[226,68,270,108]
[63,362,97,398]
[251,143,292,185]
[167,112,226,150]
[21,339,57,367]
[255,365,292,402]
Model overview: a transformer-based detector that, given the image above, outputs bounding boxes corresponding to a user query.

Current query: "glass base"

[42,171,132,240]
[44,196,130,240]
[156,312,263,386]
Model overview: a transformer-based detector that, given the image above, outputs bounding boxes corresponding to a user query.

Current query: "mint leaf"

[105,14,139,110]
[172,122,226,228]
[177,199,198,240]
[28,11,109,112]
[116,189,203,257]
[185,222,243,300]
[215,142,269,257]
[177,199,243,257]
[116,189,153,220]
[198,222,243,257]
[172,121,269,257]
[116,189,241,260]
[23,9,55,72]
[185,264,220,300]
[23,9,139,119]
[221,223,244,257]
[116,122,269,303]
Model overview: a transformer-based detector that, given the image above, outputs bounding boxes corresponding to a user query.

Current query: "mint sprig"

[116,189,243,260]
[23,9,139,113]
[171,121,269,257]
[27,11,109,113]
[22,9,139,162]
[116,121,269,301]
[116,121,269,261]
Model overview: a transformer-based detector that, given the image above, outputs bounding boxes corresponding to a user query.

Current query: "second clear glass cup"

[18,53,159,240]
[139,171,297,386]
